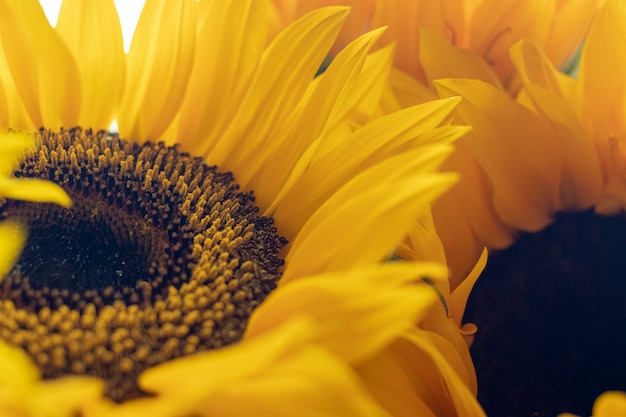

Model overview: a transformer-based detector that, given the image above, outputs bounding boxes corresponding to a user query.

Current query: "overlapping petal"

[0,0,81,129]
[56,0,126,130]
[118,0,196,142]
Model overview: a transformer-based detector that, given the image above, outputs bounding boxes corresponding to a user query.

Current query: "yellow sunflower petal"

[559,391,626,417]
[252,26,387,210]
[468,0,553,85]
[449,247,487,329]
[56,0,125,130]
[510,40,602,209]
[332,44,395,126]
[0,340,104,417]
[579,0,626,140]
[544,0,603,69]
[0,219,26,279]
[357,334,486,417]
[0,334,39,387]
[105,318,387,417]
[203,347,390,417]
[176,0,267,152]
[118,0,196,142]
[0,131,34,176]
[0,44,32,131]
[0,0,81,129]
[0,78,9,129]
[435,78,558,231]
[0,177,72,208]
[592,392,626,417]
[282,145,457,282]
[419,28,502,89]
[271,97,463,237]
[207,7,350,180]
[247,262,446,363]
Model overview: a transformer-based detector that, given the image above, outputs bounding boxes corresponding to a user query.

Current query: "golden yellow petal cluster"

[269,0,602,89]
[275,0,626,415]
[0,1,482,416]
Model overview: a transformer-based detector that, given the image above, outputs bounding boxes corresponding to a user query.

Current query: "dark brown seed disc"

[0,127,286,401]
[464,210,626,417]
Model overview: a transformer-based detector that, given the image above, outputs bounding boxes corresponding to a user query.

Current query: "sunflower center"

[0,127,286,401]
[465,210,626,417]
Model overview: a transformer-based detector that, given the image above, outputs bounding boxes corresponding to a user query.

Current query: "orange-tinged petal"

[247,262,445,363]
[431,179,488,287]
[271,98,463,236]
[0,0,81,129]
[438,139,515,251]
[356,342,440,417]
[208,7,350,187]
[579,0,626,160]
[56,0,125,130]
[436,78,558,231]
[118,0,196,142]
[176,0,267,153]
[544,0,603,69]
[449,247,487,329]
[370,0,449,82]
[468,0,554,85]
[282,146,457,282]
[419,28,502,89]
[511,40,602,209]
[357,335,486,417]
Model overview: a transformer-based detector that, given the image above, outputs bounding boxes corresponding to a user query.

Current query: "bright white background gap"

[39,0,146,53]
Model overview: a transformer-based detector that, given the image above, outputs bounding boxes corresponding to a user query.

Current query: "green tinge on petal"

[118,0,196,142]
[0,177,72,208]
[282,145,457,282]
[0,0,82,129]
[56,0,126,131]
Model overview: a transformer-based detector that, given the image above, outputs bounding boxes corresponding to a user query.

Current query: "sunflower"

[0,1,481,416]
[269,0,604,284]
[268,0,601,89]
